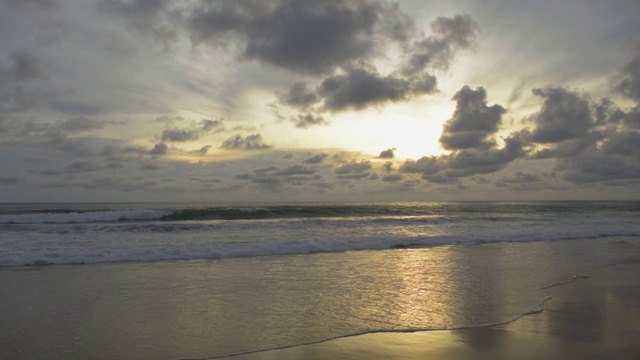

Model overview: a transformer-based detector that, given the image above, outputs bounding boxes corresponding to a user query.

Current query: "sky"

[1,0,639,202]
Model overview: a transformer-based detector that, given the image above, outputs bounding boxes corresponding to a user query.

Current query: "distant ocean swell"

[1,202,639,224]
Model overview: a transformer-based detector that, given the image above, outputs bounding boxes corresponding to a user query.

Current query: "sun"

[356,105,451,160]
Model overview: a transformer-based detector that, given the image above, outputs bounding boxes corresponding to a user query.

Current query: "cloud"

[277,66,438,124]
[494,171,543,188]
[193,145,212,156]
[559,148,640,184]
[439,86,505,150]
[140,163,161,171]
[161,128,200,142]
[148,142,168,155]
[51,101,102,116]
[335,160,372,180]
[0,50,48,82]
[528,87,593,144]
[302,153,328,164]
[381,173,402,182]
[188,0,408,75]
[220,134,272,150]
[98,0,177,43]
[612,40,640,102]
[401,132,526,184]
[0,115,120,139]
[201,119,225,132]
[378,148,395,159]
[266,11,477,125]
[4,0,59,8]
[319,67,437,112]
[273,165,315,176]
[186,2,473,123]
[402,14,478,75]
[42,160,105,175]
[278,82,319,110]
[0,175,23,185]
[161,119,225,142]
[335,160,372,174]
[291,113,328,128]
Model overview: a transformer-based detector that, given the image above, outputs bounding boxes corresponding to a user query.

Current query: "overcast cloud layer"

[0,0,639,202]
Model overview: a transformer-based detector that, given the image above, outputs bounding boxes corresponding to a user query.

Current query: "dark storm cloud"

[220,134,272,150]
[528,87,593,144]
[378,148,395,159]
[439,86,505,150]
[292,113,328,128]
[319,67,437,112]
[188,0,402,75]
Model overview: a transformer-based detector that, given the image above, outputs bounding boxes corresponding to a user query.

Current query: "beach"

[2,234,639,359]
[232,260,640,360]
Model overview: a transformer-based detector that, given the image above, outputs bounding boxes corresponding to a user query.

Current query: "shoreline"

[225,261,640,360]
[1,238,639,359]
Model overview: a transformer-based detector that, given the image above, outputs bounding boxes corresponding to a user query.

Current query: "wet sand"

[231,262,640,360]
[1,238,639,359]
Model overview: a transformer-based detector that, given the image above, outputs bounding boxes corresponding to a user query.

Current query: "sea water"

[1,201,640,359]
[1,201,639,267]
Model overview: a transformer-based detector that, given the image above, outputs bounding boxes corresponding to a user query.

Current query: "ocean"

[1,201,640,359]
[1,201,639,267]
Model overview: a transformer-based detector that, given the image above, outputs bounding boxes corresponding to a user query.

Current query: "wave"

[1,201,638,224]
[3,231,639,267]
[0,209,172,224]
